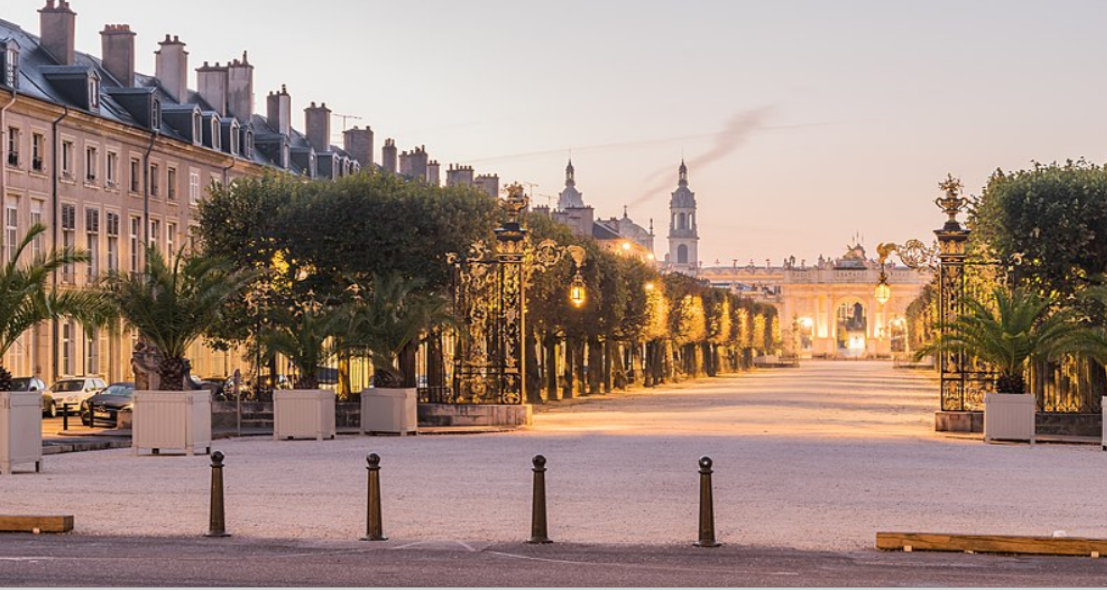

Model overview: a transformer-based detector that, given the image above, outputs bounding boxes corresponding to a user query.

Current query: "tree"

[259,302,343,389]
[0,224,103,390]
[100,247,254,390]
[915,287,1081,393]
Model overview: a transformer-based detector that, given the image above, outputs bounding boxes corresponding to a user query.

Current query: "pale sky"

[8,0,1107,266]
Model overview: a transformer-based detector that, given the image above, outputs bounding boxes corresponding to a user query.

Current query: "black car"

[79,382,135,426]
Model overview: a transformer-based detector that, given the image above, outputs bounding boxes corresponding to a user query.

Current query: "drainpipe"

[141,130,157,257]
[50,105,71,382]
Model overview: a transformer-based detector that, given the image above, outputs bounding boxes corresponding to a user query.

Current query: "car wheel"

[47,401,57,418]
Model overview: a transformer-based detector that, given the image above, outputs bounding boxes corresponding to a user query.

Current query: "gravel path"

[4,361,1105,551]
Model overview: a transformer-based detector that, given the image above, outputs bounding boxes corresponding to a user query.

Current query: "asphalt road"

[1,535,1106,587]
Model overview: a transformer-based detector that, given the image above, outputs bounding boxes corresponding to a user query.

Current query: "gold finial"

[935,174,967,225]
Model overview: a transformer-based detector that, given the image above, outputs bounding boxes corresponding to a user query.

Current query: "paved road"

[2,535,1105,587]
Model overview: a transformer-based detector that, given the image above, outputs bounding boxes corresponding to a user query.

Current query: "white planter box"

[361,388,418,435]
[1,392,42,475]
[274,389,336,441]
[132,390,212,456]
[984,392,1036,444]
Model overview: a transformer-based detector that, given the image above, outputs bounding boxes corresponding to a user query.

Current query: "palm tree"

[100,246,253,391]
[340,273,454,389]
[0,224,104,391]
[259,302,343,389]
[916,287,1081,393]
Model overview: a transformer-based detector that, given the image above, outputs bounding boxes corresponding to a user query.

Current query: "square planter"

[984,392,1036,444]
[274,389,336,441]
[361,388,418,435]
[1,392,42,475]
[132,390,212,456]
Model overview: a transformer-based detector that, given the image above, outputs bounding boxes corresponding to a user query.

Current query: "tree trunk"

[399,340,417,388]
[525,326,541,404]
[586,337,601,395]
[544,334,560,402]
[562,338,575,400]
[158,356,189,391]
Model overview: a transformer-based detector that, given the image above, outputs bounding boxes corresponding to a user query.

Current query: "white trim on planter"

[132,390,212,456]
[1,391,42,475]
[274,389,336,441]
[360,387,417,435]
[983,392,1036,444]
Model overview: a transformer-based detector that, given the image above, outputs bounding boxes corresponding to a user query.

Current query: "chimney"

[266,85,291,136]
[426,160,440,186]
[382,138,397,173]
[100,24,135,86]
[304,102,331,153]
[155,35,189,103]
[40,0,77,66]
[196,61,228,116]
[226,52,254,122]
[343,126,374,167]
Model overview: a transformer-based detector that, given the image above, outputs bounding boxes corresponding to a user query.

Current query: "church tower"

[668,160,699,275]
[558,159,585,209]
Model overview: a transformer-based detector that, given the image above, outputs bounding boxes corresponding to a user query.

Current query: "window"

[244,129,254,158]
[86,208,99,279]
[106,151,117,187]
[211,118,222,151]
[130,216,141,272]
[61,140,73,179]
[149,218,160,251]
[85,328,99,375]
[129,157,140,192]
[151,99,161,127]
[189,170,201,205]
[167,167,177,200]
[192,112,202,143]
[7,126,19,167]
[106,212,119,272]
[85,146,98,183]
[677,244,689,265]
[4,46,18,88]
[61,203,76,282]
[149,163,159,197]
[31,133,44,172]
[88,76,100,110]
[62,321,74,376]
[167,222,177,256]
[4,200,17,263]
[229,125,239,155]
[30,201,42,259]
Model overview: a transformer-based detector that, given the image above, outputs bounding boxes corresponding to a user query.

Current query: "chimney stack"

[40,0,77,66]
[226,52,254,122]
[382,138,397,173]
[155,35,189,103]
[426,160,440,186]
[100,24,135,86]
[196,61,228,116]
[343,126,374,168]
[266,85,291,136]
[304,102,331,153]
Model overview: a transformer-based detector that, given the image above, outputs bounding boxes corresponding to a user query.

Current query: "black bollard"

[361,453,387,541]
[204,451,230,538]
[527,455,552,544]
[694,456,721,548]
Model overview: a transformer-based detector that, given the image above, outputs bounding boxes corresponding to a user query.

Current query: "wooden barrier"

[0,515,74,533]
[877,532,1107,557]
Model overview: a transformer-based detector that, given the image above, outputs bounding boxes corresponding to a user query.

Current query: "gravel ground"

[4,360,1105,551]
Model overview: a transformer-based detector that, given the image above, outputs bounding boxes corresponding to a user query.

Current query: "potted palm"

[1,224,102,474]
[263,302,341,441]
[101,246,252,456]
[342,273,453,435]
[918,287,1080,444]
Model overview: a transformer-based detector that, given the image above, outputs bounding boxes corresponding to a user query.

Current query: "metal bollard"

[61,404,69,431]
[360,453,387,541]
[204,451,230,538]
[527,455,552,544]
[694,456,721,548]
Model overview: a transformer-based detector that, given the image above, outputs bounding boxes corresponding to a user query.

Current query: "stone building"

[665,160,699,276]
[0,1,370,385]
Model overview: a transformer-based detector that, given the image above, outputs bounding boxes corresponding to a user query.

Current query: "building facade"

[665,160,698,275]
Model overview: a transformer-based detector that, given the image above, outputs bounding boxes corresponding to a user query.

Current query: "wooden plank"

[0,515,74,533]
[878,532,1107,557]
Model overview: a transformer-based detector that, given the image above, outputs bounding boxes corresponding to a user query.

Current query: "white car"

[43,377,107,418]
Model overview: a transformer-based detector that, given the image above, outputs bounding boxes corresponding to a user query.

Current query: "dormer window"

[88,75,100,110]
[244,129,254,158]
[211,118,221,151]
[229,122,240,156]
[3,42,19,89]
[151,99,161,129]
[192,112,202,144]
[309,153,316,178]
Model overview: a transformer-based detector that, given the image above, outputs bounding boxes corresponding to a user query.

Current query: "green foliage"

[259,303,344,389]
[915,287,1082,392]
[100,246,254,390]
[0,224,104,387]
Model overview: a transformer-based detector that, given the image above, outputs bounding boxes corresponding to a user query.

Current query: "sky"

[7,0,1107,267]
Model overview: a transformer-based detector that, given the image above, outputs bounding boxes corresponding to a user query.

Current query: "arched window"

[678,212,687,230]
[677,244,688,264]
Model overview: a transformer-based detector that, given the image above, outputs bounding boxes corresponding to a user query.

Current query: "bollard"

[694,456,721,548]
[360,453,387,541]
[61,404,69,431]
[527,455,552,544]
[204,451,230,538]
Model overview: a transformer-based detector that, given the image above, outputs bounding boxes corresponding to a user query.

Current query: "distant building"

[665,160,699,275]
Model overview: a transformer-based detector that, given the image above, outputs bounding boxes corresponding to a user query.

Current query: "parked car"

[10,376,46,394]
[43,377,107,418]
[79,382,135,426]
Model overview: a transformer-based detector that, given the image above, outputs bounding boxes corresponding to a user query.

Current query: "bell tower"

[668,160,699,275]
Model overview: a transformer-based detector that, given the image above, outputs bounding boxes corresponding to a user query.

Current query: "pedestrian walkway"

[5,361,1105,551]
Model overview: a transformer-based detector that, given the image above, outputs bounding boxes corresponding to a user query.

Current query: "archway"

[835,299,867,357]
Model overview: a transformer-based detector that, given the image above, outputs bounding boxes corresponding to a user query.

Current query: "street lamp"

[874,272,891,305]
[567,245,587,308]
